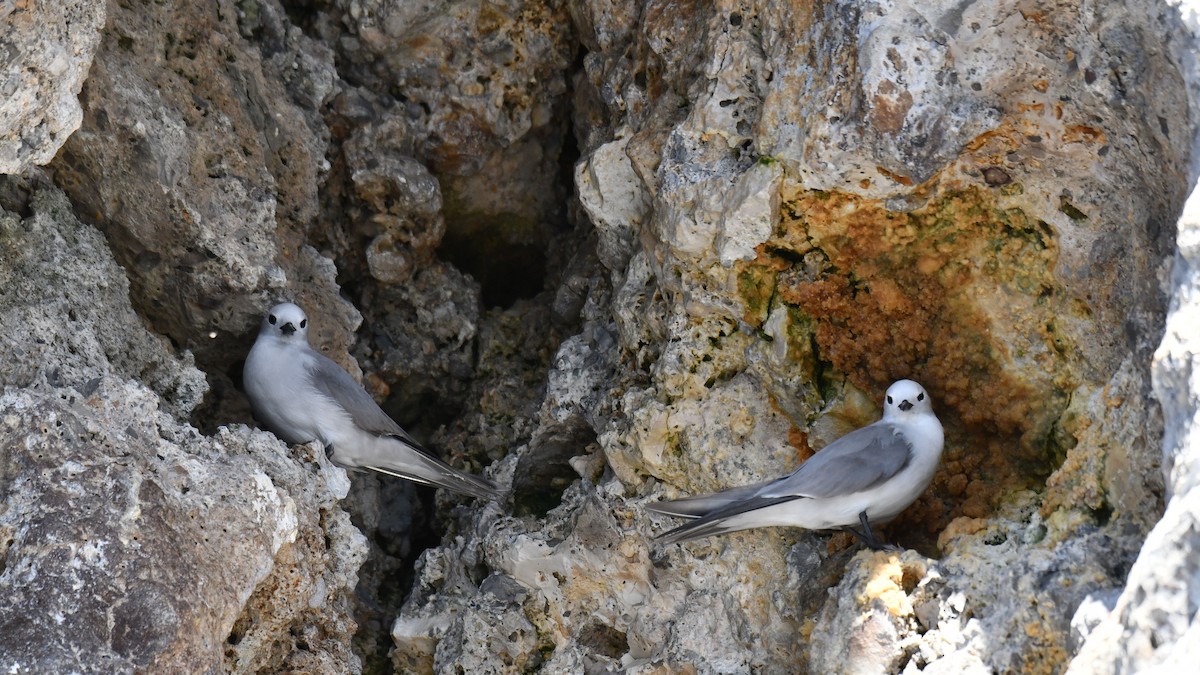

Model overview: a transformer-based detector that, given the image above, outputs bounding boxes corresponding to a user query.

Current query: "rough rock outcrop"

[52,0,347,372]
[0,182,366,672]
[393,0,1196,672]
[0,0,105,173]
[1,0,1199,673]
[1065,170,1200,673]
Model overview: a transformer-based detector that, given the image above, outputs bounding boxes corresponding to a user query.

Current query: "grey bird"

[243,302,500,500]
[647,379,944,548]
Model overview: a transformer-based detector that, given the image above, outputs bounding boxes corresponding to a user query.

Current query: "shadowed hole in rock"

[437,103,580,310]
[438,213,549,309]
[348,479,437,674]
[381,386,466,445]
[0,177,35,218]
[901,562,925,594]
[226,621,244,646]
[578,621,629,660]
[512,418,597,518]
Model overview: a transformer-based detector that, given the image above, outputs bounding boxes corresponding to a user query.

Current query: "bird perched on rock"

[648,379,943,548]
[243,302,500,500]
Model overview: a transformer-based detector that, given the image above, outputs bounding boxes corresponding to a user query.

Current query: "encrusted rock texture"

[1,0,1199,673]
[0,0,106,173]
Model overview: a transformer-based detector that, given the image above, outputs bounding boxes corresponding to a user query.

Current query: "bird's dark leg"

[844,511,888,551]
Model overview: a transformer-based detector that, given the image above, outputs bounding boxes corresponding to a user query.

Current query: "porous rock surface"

[1065,156,1200,673]
[0,182,367,673]
[0,0,1199,673]
[392,0,1199,672]
[0,0,106,173]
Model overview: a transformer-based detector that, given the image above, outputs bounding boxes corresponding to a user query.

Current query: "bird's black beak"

[899,400,913,411]
[280,322,297,336]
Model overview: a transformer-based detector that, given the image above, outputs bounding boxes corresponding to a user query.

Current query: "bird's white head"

[260,302,310,343]
[882,379,934,419]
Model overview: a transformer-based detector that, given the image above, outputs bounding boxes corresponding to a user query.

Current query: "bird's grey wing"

[306,354,501,500]
[761,422,913,499]
[655,494,804,544]
[646,479,777,519]
[304,353,416,442]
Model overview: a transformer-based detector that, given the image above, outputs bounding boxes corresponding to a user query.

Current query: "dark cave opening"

[436,212,551,310]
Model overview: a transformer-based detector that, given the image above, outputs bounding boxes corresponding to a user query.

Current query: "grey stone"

[0,180,367,672]
[0,0,105,173]
[0,181,206,419]
[50,0,345,370]
[1066,147,1200,672]
[0,379,367,673]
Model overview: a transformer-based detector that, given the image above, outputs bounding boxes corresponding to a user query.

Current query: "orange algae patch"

[739,184,1080,548]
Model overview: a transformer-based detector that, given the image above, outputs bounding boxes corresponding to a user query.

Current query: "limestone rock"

[395,0,1198,672]
[810,494,1137,673]
[354,262,483,433]
[319,0,577,308]
[345,127,446,285]
[51,0,345,369]
[1065,167,1200,673]
[0,0,105,173]
[574,132,649,275]
[0,180,367,672]
[0,379,367,673]
[0,182,206,419]
[3,0,1200,672]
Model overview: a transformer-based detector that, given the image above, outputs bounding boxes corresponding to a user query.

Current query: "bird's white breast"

[245,338,348,446]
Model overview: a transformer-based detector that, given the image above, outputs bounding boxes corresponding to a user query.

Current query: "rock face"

[0,0,106,173]
[1065,164,1200,673]
[1,0,1199,673]
[0,182,366,673]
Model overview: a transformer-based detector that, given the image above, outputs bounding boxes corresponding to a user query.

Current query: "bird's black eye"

[268,315,277,325]
[299,318,307,328]
[918,392,925,401]
[887,395,893,404]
